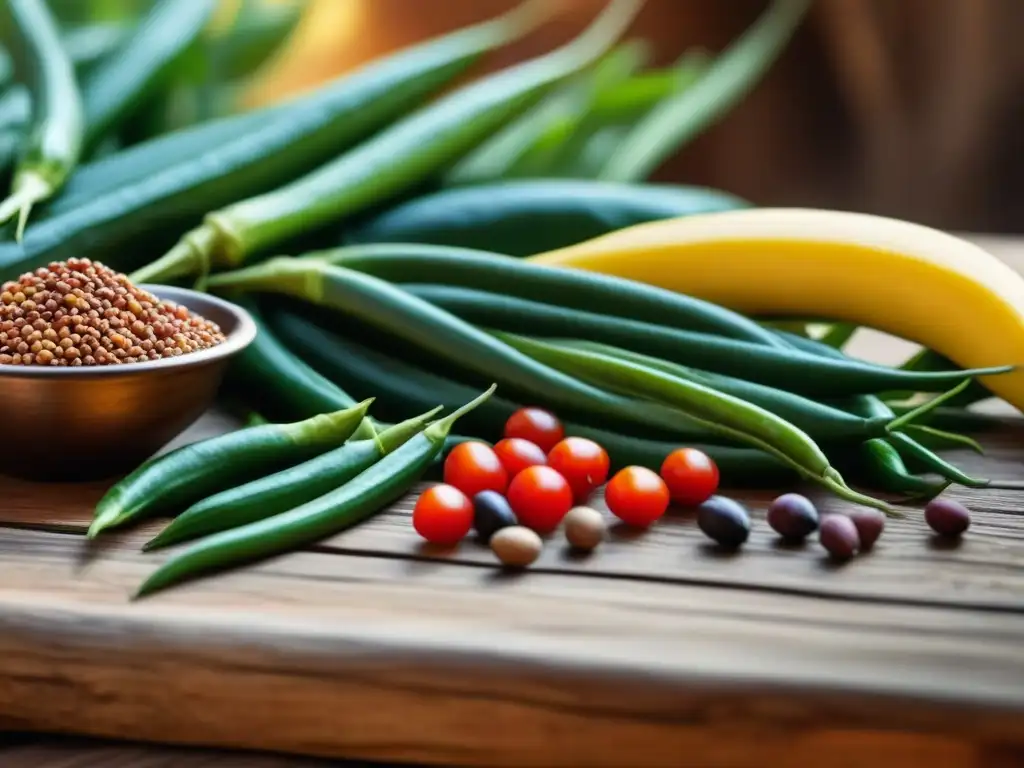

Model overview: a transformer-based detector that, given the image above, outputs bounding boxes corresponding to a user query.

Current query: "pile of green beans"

[196,238,1007,514]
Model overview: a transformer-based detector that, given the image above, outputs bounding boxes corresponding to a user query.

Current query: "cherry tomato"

[503,407,564,453]
[605,466,670,527]
[547,437,610,502]
[506,465,573,534]
[412,484,474,545]
[493,437,548,479]
[443,441,508,497]
[659,447,720,506]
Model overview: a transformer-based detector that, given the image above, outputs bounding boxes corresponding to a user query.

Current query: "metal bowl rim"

[0,284,257,378]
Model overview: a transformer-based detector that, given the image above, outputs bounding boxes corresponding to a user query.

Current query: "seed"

[563,505,606,551]
[697,495,751,549]
[766,493,819,542]
[0,260,226,366]
[472,490,517,543]
[490,525,543,568]
[819,514,860,560]
[924,498,970,537]
[849,509,885,550]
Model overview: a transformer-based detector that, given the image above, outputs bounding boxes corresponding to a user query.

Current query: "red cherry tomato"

[493,437,548,479]
[443,441,508,497]
[547,437,610,502]
[660,447,720,506]
[412,484,474,545]
[605,466,670,527]
[506,465,573,534]
[503,407,564,453]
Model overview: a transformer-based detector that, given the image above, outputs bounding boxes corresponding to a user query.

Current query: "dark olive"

[819,514,859,560]
[849,509,885,550]
[766,493,819,541]
[697,495,751,549]
[924,497,970,537]
[472,490,518,543]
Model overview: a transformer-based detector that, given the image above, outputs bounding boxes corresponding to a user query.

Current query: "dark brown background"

[254,0,1024,234]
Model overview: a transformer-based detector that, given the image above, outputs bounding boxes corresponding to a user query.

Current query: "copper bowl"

[0,285,257,482]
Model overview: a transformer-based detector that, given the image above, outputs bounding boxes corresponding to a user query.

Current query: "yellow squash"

[527,207,1024,411]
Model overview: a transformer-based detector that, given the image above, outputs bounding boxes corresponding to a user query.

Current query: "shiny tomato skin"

[493,437,548,479]
[443,441,508,498]
[412,484,474,545]
[505,465,573,534]
[503,407,564,453]
[546,437,610,502]
[659,448,720,506]
[605,466,670,527]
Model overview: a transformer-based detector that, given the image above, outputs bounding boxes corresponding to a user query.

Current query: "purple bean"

[849,509,885,550]
[697,495,751,549]
[766,493,819,542]
[924,497,970,537]
[819,514,859,560]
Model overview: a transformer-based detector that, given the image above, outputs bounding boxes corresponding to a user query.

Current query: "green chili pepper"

[268,307,793,486]
[88,399,374,538]
[0,0,85,239]
[845,439,950,500]
[496,331,892,513]
[133,0,645,284]
[205,258,748,443]
[143,406,441,551]
[134,386,496,598]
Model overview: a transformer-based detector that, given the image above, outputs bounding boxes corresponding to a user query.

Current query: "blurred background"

[49,0,1024,235]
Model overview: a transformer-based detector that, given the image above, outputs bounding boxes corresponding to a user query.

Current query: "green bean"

[556,338,893,440]
[0,0,85,239]
[88,399,373,538]
[307,243,787,347]
[398,281,1009,393]
[206,257,751,443]
[144,406,441,551]
[134,386,497,598]
[133,0,645,284]
[599,0,810,182]
[496,331,892,513]
[901,424,984,455]
[267,307,792,485]
[81,0,218,151]
[843,439,950,500]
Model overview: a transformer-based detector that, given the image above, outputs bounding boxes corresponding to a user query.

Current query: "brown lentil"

[490,525,543,568]
[0,259,226,366]
[563,505,606,551]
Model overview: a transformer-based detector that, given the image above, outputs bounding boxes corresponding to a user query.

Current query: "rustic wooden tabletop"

[2,234,1024,768]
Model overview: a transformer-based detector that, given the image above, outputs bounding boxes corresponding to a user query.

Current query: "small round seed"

[924,498,970,537]
[490,526,543,568]
[472,490,517,543]
[766,493,819,542]
[849,509,885,550]
[819,514,860,560]
[697,496,751,549]
[563,505,606,551]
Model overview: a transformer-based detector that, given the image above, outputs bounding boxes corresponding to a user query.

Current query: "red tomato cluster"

[410,406,721,546]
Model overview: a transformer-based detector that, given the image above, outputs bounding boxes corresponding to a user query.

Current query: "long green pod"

[134,386,497,598]
[842,439,951,499]
[88,399,374,538]
[80,0,218,150]
[348,180,749,256]
[206,258,758,442]
[0,0,85,239]
[496,331,891,513]
[0,3,546,282]
[268,308,791,485]
[397,281,1011,393]
[134,0,645,284]
[445,39,651,185]
[305,243,786,347]
[143,407,441,551]
[600,0,810,182]
[560,339,893,440]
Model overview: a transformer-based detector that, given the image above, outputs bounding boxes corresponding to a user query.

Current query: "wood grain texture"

[2,236,1024,767]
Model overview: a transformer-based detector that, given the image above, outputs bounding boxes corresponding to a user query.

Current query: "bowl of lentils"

[0,258,257,482]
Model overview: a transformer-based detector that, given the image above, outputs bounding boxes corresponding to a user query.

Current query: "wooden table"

[3,235,1024,768]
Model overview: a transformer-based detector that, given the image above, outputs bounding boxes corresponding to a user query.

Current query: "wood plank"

[1,525,1024,768]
